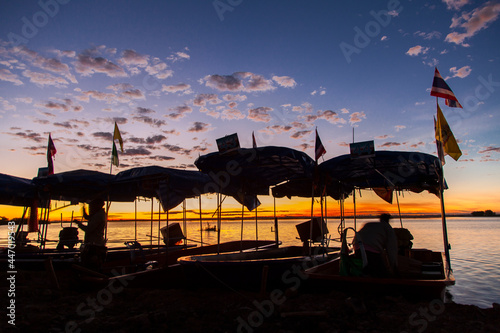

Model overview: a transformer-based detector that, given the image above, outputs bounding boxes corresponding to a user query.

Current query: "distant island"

[471,210,496,217]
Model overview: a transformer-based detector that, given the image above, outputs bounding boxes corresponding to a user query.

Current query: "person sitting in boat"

[76,198,106,246]
[352,213,398,277]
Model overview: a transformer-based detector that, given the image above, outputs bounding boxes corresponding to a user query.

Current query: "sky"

[0,0,499,219]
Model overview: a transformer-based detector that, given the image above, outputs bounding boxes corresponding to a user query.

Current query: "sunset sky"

[1,1,499,220]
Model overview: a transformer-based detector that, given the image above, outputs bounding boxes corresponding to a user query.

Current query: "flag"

[373,187,393,204]
[434,116,446,165]
[315,129,326,161]
[113,122,123,152]
[28,198,39,232]
[430,67,463,108]
[47,134,57,175]
[111,141,119,167]
[436,103,462,161]
[252,131,257,148]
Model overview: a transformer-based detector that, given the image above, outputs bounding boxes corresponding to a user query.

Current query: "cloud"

[375,134,394,139]
[128,135,166,145]
[222,94,247,102]
[54,121,73,129]
[202,72,275,92]
[132,115,166,127]
[162,83,192,94]
[188,121,212,132]
[0,68,23,85]
[445,1,500,46]
[381,36,388,41]
[7,130,44,143]
[395,125,406,132]
[0,97,16,111]
[163,144,191,155]
[75,51,127,78]
[92,132,113,140]
[341,108,350,114]
[449,65,472,78]
[262,125,293,134]
[145,58,173,79]
[107,83,134,91]
[414,31,442,39]
[248,107,273,122]
[443,0,470,11]
[478,146,500,154]
[22,70,69,87]
[37,99,82,112]
[120,49,149,67]
[272,75,297,88]
[291,130,312,139]
[349,111,366,125]
[136,107,156,114]
[166,105,192,120]
[380,142,402,147]
[12,45,77,83]
[406,45,430,56]
[221,108,245,120]
[193,93,220,106]
[167,50,190,62]
[123,147,152,156]
[317,110,346,125]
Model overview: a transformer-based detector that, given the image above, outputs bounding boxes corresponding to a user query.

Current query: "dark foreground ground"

[2,269,499,333]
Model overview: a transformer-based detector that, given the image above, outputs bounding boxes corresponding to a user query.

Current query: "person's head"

[88,198,105,214]
[380,213,391,223]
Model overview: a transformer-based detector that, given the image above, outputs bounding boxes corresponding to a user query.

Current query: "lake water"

[2,216,499,308]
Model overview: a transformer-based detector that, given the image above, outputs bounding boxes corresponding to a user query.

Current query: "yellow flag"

[113,122,123,152]
[436,103,461,161]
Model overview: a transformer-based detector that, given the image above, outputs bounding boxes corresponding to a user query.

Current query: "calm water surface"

[2,216,499,308]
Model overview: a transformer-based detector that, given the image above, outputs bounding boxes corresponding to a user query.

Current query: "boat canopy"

[112,166,213,211]
[320,151,443,200]
[33,169,125,203]
[272,151,443,200]
[0,173,37,207]
[195,146,315,209]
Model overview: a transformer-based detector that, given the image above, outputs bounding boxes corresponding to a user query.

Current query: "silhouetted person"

[77,198,106,246]
[76,198,107,269]
[353,213,398,277]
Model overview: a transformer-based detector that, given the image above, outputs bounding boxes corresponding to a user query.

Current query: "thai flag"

[315,129,326,162]
[430,67,463,108]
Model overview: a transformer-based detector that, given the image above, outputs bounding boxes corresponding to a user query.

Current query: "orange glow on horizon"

[1,188,497,221]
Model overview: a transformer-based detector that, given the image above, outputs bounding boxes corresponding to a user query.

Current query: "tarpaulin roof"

[33,169,124,203]
[195,146,315,209]
[112,166,213,211]
[272,151,443,200]
[320,151,442,200]
[0,173,36,207]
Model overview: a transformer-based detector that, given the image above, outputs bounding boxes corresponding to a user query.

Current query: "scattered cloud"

[75,49,127,77]
[202,72,276,92]
[478,146,500,154]
[395,125,406,132]
[272,75,297,88]
[0,68,23,85]
[166,105,192,120]
[248,107,273,122]
[349,111,366,125]
[162,83,192,94]
[445,1,500,47]
[221,108,245,120]
[188,121,212,132]
[193,93,220,106]
[443,0,470,11]
[414,31,442,39]
[291,130,312,139]
[406,45,430,56]
[449,65,472,78]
